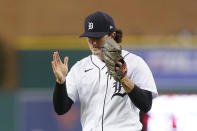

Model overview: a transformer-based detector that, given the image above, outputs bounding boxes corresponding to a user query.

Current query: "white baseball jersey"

[66,50,158,131]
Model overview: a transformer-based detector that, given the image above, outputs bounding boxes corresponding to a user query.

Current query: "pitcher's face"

[87,36,106,59]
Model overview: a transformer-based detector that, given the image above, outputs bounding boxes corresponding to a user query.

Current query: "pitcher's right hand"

[51,51,69,84]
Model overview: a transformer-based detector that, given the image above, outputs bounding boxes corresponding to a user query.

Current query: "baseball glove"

[102,36,127,81]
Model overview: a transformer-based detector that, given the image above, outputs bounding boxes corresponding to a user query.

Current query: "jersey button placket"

[101,67,109,131]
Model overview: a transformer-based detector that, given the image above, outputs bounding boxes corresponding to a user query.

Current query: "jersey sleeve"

[65,62,79,103]
[131,56,158,98]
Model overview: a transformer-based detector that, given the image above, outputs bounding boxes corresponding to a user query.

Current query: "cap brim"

[80,32,108,38]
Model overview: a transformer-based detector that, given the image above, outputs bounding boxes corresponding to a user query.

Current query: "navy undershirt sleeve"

[128,85,152,113]
[53,82,73,115]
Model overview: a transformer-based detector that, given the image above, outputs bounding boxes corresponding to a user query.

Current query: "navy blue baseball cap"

[80,11,116,38]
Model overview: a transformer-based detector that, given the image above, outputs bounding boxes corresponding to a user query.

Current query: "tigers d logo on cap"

[88,22,94,30]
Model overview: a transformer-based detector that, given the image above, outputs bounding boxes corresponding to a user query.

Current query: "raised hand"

[51,51,69,84]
